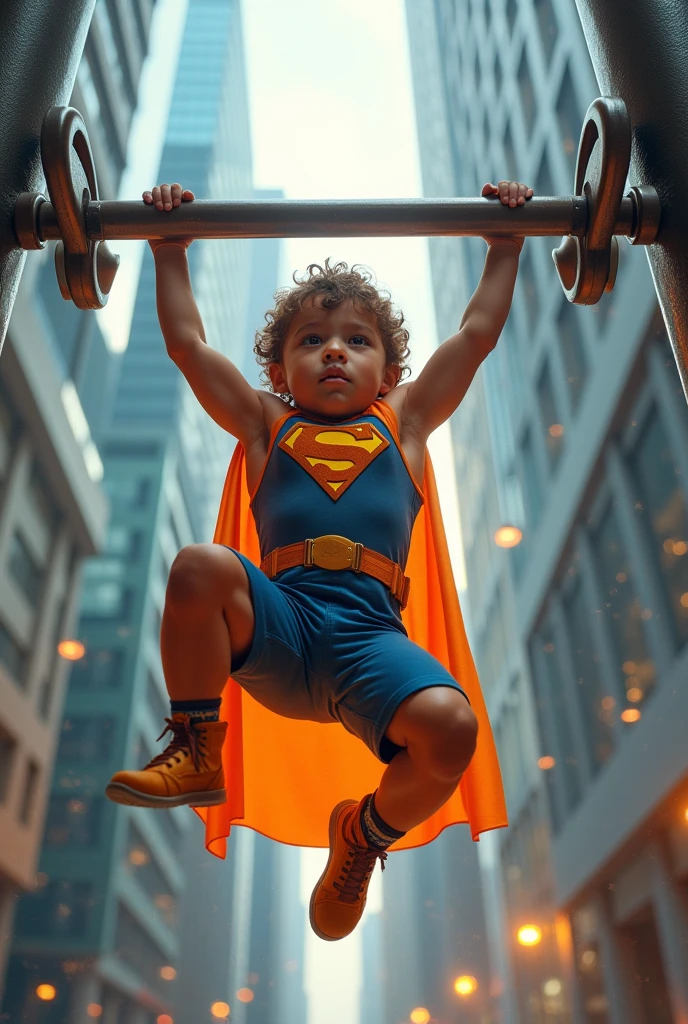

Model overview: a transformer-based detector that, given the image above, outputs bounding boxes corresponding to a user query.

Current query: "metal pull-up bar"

[14,99,661,311]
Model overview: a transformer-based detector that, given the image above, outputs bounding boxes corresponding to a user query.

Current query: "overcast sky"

[96,1,468,1020]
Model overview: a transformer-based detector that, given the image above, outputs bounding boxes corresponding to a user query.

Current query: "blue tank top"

[251,408,423,569]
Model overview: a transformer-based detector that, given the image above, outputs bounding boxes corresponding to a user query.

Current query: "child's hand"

[481,180,533,250]
[143,183,195,253]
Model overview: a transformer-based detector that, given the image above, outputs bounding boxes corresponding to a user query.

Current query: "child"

[107,179,532,941]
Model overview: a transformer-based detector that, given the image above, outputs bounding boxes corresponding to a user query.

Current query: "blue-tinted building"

[0,0,156,1013]
[406,0,688,1021]
[3,1,262,1021]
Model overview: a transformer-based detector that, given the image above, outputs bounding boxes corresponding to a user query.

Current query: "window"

[79,579,133,621]
[16,879,94,939]
[0,619,27,687]
[0,725,17,803]
[589,501,656,707]
[19,759,40,825]
[563,579,615,772]
[520,247,539,331]
[519,428,542,529]
[517,49,536,137]
[124,823,178,927]
[8,531,45,605]
[69,648,124,690]
[57,715,115,763]
[557,299,588,413]
[628,404,688,647]
[27,464,55,540]
[557,64,581,178]
[45,795,104,846]
[103,476,151,507]
[537,360,564,466]
[534,0,558,63]
[114,905,170,1000]
[530,628,583,825]
[104,525,142,560]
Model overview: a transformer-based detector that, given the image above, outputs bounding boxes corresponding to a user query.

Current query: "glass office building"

[406,0,688,1021]
[0,0,156,1012]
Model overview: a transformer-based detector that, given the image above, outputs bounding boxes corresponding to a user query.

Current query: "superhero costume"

[193,400,507,857]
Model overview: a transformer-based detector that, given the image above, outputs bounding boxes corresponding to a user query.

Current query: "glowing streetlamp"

[454,975,478,996]
[36,984,57,1001]
[494,525,523,548]
[410,1009,430,1024]
[57,639,85,660]
[517,924,542,947]
[211,1001,230,1019]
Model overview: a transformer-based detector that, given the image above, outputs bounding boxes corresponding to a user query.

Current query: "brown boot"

[309,796,387,941]
[105,713,227,808]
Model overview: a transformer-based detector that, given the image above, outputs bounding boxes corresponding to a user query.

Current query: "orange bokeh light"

[210,1001,230,1019]
[454,975,478,996]
[57,639,85,660]
[548,424,564,437]
[621,708,641,723]
[86,1005,103,1019]
[410,1010,431,1024]
[494,525,523,548]
[517,925,542,947]
[156,1016,173,1024]
[237,988,254,1003]
[36,984,57,1001]
[538,755,556,770]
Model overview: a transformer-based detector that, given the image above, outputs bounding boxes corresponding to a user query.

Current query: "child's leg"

[374,687,478,833]
[160,543,255,700]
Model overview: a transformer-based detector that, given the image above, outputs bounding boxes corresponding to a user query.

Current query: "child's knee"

[166,544,247,610]
[412,692,478,781]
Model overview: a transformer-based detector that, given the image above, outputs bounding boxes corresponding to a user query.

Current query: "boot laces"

[333,840,387,904]
[145,715,208,773]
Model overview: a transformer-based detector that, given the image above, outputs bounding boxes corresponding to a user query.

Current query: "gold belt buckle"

[307,534,361,571]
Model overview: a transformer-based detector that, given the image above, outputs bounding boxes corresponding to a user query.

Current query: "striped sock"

[169,697,222,725]
[359,791,407,850]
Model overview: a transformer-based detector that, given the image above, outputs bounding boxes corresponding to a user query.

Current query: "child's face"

[268,298,400,418]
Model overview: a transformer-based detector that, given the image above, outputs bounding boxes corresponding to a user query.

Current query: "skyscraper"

[406,0,688,1021]
[0,0,156,1012]
[3,1,257,1021]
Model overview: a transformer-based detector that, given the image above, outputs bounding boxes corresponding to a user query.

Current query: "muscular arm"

[400,239,522,441]
[153,244,265,445]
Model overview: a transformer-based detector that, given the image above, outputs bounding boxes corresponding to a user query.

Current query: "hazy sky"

[96,1,468,1021]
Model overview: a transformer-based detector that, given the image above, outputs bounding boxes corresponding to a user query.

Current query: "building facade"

[3,1,266,1022]
[0,0,156,1011]
[406,1,688,1022]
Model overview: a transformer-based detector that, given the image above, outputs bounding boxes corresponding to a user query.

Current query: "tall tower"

[0,0,157,1011]
[2,2,255,1022]
[406,0,688,1021]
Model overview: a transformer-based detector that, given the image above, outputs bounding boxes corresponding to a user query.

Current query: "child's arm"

[145,183,266,447]
[399,180,532,442]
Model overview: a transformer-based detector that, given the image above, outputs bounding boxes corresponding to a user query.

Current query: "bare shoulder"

[380,383,427,488]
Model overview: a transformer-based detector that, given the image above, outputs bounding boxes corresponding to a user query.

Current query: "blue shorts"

[227,549,468,763]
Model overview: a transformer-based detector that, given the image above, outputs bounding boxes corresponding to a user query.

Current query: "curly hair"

[254,259,411,401]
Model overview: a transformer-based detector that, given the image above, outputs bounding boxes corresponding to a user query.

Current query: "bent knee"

[411,695,478,781]
[166,544,246,610]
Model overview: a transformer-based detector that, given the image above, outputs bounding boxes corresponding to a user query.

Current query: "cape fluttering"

[193,401,507,856]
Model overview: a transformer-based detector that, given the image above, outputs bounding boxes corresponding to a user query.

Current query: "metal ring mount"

[14,106,119,309]
[552,96,659,304]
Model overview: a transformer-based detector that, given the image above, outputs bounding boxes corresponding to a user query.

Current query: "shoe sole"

[105,782,227,808]
[308,798,357,942]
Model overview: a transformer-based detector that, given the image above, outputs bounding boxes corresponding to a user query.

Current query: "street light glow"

[454,975,478,996]
[210,1002,230,1019]
[517,924,542,946]
[57,639,86,660]
[410,1009,430,1024]
[494,525,523,548]
[36,984,57,1001]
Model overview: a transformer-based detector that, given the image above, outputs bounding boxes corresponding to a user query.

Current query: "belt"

[259,534,411,610]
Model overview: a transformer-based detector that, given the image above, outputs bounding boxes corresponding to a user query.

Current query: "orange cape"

[193,401,507,856]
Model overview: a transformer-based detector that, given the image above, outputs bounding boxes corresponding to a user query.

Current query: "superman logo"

[278,421,390,500]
